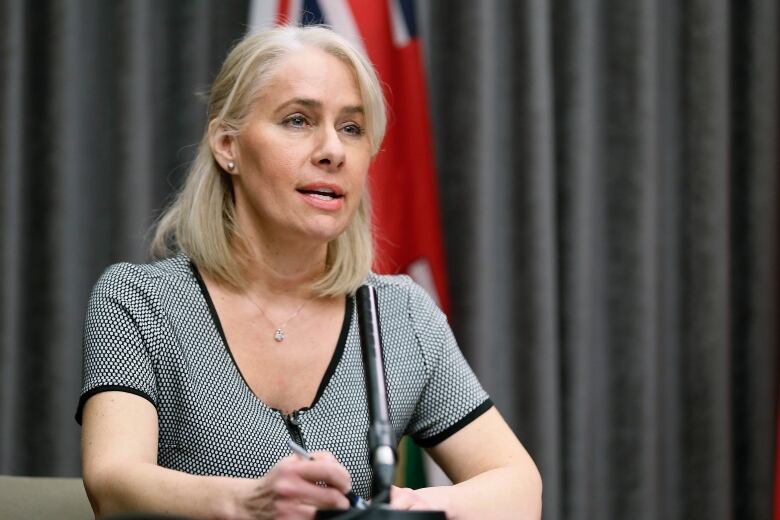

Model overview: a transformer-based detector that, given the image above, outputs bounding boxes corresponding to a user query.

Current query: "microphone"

[355,285,395,503]
[313,286,446,517]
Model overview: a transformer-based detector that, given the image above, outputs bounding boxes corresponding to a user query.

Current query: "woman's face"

[228,46,372,248]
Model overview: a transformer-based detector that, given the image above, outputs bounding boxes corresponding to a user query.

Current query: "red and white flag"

[249,0,452,487]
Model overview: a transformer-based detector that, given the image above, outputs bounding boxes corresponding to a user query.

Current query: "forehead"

[259,46,362,105]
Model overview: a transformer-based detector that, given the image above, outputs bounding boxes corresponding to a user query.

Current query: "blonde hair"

[151,26,387,297]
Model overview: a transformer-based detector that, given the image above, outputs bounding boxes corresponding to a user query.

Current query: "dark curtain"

[0,0,251,476]
[1,1,777,520]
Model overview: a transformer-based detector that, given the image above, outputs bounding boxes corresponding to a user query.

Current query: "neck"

[235,229,328,301]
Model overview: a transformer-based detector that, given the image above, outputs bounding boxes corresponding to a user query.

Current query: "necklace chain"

[244,292,308,343]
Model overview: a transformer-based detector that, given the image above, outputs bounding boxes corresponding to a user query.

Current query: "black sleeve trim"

[75,385,157,425]
[413,398,494,447]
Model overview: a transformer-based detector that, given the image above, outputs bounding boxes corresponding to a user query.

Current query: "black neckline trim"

[313,295,352,405]
[189,261,352,413]
[414,398,494,447]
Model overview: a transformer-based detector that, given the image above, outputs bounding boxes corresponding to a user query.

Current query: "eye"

[340,123,364,136]
[283,114,310,129]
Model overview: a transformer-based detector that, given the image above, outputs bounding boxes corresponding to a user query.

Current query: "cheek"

[351,155,371,187]
[348,171,369,210]
[353,168,368,191]
[247,149,300,190]
[239,127,301,181]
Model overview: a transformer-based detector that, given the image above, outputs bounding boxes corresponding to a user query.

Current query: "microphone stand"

[316,286,445,519]
[357,284,397,501]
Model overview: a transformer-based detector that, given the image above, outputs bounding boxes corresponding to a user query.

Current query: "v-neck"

[189,261,353,414]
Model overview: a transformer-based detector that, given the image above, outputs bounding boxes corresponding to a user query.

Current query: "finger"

[409,501,433,511]
[390,486,417,510]
[307,450,350,480]
[299,483,350,510]
[276,500,318,520]
[308,450,339,463]
[295,503,318,519]
[292,458,351,493]
[390,485,411,500]
[275,475,350,510]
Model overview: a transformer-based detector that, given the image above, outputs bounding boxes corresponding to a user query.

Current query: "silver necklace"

[244,293,308,342]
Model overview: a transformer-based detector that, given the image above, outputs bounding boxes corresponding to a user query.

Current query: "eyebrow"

[275,97,364,115]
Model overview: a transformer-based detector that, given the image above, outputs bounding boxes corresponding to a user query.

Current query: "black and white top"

[76,253,492,498]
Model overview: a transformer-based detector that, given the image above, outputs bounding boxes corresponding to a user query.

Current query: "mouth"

[296,185,345,201]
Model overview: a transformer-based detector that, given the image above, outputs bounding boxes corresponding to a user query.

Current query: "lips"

[296,183,344,200]
[297,183,345,211]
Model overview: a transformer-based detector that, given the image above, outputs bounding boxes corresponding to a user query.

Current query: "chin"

[287,210,354,244]
[301,222,350,244]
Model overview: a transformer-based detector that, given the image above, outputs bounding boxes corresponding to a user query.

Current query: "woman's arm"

[391,407,542,520]
[81,391,352,519]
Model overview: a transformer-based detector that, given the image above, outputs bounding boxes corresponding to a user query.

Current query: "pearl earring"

[227,161,235,171]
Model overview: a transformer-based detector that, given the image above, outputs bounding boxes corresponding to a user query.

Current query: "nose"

[311,126,345,172]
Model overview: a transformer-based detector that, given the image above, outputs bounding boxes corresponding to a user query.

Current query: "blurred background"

[0,1,777,519]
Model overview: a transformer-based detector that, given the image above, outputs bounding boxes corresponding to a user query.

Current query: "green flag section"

[395,436,428,490]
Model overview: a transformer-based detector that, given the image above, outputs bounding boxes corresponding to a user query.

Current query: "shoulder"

[365,271,415,291]
[363,271,447,331]
[365,272,439,307]
[91,253,193,300]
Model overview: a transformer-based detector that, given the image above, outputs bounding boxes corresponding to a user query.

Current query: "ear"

[209,120,239,175]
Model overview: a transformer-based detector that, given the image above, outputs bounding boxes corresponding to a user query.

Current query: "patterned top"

[76,254,492,498]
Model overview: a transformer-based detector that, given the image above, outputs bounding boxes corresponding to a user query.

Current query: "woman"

[77,25,541,519]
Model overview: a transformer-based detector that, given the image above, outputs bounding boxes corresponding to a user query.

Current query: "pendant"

[274,329,285,342]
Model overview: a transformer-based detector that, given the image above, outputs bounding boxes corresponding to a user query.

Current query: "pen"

[287,438,369,510]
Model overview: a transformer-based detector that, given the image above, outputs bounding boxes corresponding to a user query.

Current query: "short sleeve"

[75,263,159,424]
[404,284,492,446]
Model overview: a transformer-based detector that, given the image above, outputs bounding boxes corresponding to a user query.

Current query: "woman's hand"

[82,392,356,520]
[390,486,455,519]
[238,451,352,519]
